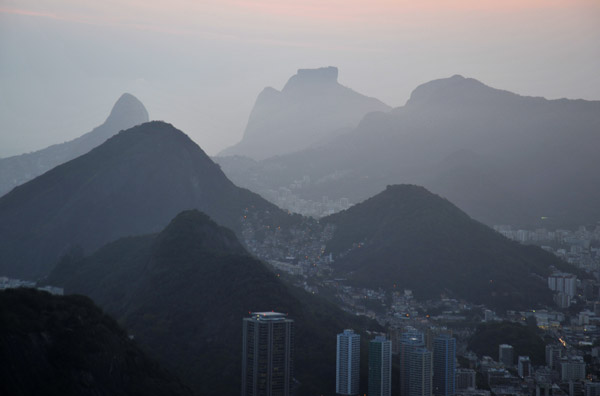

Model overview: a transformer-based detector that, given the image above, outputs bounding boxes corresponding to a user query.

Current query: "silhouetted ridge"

[217,75,600,227]
[218,66,390,159]
[152,210,248,263]
[81,121,219,171]
[283,66,339,90]
[323,184,576,311]
[405,74,521,109]
[0,288,192,396]
[47,210,378,396]
[0,121,290,279]
[0,93,149,197]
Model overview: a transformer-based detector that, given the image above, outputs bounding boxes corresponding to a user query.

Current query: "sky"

[1,0,599,157]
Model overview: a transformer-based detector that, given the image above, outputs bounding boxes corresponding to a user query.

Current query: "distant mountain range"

[0,93,149,197]
[0,118,577,313]
[216,75,600,228]
[1,72,589,394]
[45,210,377,396]
[0,288,192,396]
[322,185,577,311]
[219,66,390,160]
[0,121,293,279]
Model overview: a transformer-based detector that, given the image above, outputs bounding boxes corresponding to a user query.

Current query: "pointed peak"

[256,86,282,101]
[283,66,339,91]
[164,210,216,230]
[105,93,149,126]
[156,210,247,257]
[384,184,430,195]
[375,184,440,203]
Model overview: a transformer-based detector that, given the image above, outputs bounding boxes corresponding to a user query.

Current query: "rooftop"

[247,312,289,321]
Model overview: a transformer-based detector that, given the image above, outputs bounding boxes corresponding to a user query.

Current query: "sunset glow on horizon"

[1,0,598,156]
[2,0,599,32]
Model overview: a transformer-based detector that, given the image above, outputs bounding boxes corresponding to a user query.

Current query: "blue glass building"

[433,334,456,396]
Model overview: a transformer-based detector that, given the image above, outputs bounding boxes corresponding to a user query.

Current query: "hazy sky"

[1,0,599,157]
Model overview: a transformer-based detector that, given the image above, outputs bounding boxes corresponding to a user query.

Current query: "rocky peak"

[283,66,339,91]
[105,93,149,126]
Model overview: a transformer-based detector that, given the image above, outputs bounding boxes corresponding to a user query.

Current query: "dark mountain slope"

[0,121,292,279]
[220,66,390,160]
[0,288,192,396]
[46,210,378,396]
[322,185,576,311]
[217,75,600,227]
[0,93,149,197]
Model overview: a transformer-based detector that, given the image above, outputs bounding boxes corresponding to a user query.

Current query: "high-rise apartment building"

[388,326,403,354]
[518,356,531,378]
[426,328,452,351]
[337,329,361,395]
[400,329,425,396]
[455,369,476,390]
[545,344,564,370]
[433,334,456,396]
[585,382,600,396]
[410,347,432,396]
[242,312,294,396]
[369,335,392,396]
[548,273,577,297]
[499,344,514,367]
[560,356,586,381]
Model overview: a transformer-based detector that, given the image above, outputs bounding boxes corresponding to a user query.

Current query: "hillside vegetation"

[47,210,379,395]
[0,288,192,396]
[323,185,577,311]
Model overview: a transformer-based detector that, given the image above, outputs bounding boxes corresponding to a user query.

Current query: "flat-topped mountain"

[0,288,192,396]
[0,93,149,197]
[322,185,577,311]
[219,66,390,160]
[217,75,600,227]
[0,121,292,279]
[46,210,377,396]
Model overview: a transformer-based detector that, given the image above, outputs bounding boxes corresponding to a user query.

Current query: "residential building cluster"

[261,175,353,218]
[336,327,456,396]
[0,276,63,295]
[238,276,600,396]
[240,208,335,279]
[493,225,600,271]
[240,313,460,396]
